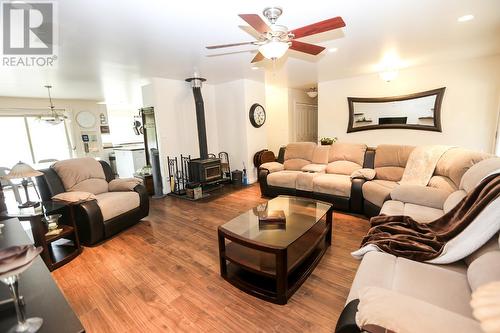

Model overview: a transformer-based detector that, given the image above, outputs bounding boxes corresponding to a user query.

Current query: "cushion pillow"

[52,191,96,203]
[108,178,142,192]
[259,162,284,173]
[351,168,376,180]
[467,251,500,291]
[356,287,482,333]
[459,157,500,193]
[326,160,362,175]
[301,164,326,173]
[390,185,450,210]
[284,158,310,171]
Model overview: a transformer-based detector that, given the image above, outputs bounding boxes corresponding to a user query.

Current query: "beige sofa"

[336,157,500,333]
[259,142,370,212]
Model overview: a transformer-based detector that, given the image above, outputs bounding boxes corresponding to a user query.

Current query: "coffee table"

[218,195,333,304]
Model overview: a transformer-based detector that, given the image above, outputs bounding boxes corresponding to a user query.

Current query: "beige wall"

[318,55,500,153]
[0,96,107,158]
[265,82,289,154]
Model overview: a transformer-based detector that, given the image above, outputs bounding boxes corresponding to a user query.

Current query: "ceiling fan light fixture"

[258,41,289,60]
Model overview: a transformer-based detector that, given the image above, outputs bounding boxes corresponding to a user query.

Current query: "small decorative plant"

[320,137,338,145]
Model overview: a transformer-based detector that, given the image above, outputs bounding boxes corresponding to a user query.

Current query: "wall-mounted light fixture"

[306,87,318,98]
[377,51,402,82]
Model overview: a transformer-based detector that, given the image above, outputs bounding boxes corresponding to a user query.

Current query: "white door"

[294,102,318,142]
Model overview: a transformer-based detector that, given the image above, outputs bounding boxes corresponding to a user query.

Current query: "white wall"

[318,55,500,153]
[265,82,289,154]
[0,96,107,158]
[142,78,219,191]
[106,105,144,145]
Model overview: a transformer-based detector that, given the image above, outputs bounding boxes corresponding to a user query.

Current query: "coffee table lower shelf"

[218,221,331,305]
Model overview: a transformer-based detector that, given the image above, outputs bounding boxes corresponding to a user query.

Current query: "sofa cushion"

[464,235,500,266]
[70,178,109,195]
[428,175,457,193]
[443,190,467,213]
[351,168,376,180]
[434,148,490,188]
[95,191,140,221]
[403,203,444,223]
[380,200,404,216]
[362,179,398,207]
[267,170,300,188]
[313,174,352,197]
[356,287,482,333]
[348,251,473,317]
[283,158,310,171]
[459,157,500,193]
[259,161,284,173]
[284,142,316,161]
[467,251,500,291]
[301,164,326,173]
[52,157,108,194]
[326,160,362,175]
[328,142,367,166]
[390,185,450,210]
[374,145,414,181]
[311,146,330,164]
[52,191,96,203]
[296,172,318,192]
[109,178,142,192]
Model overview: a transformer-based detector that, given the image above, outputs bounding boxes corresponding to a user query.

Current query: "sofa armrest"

[74,200,104,245]
[134,184,149,217]
[390,185,450,209]
[258,168,271,197]
[109,178,142,192]
[259,162,284,173]
[335,299,361,333]
[350,178,365,213]
[356,287,482,333]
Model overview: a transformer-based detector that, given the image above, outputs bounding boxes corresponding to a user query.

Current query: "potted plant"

[320,137,338,145]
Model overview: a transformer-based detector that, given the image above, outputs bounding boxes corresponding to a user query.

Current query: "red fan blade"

[206,41,255,49]
[291,17,346,39]
[239,14,270,34]
[251,52,265,63]
[290,40,325,55]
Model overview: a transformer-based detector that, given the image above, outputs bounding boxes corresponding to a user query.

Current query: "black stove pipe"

[192,87,208,159]
[186,76,208,160]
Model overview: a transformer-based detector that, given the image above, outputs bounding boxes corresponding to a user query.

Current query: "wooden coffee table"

[218,195,333,305]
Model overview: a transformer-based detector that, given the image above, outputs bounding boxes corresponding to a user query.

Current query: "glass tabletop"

[220,196,332,248]
[3,201,67,218]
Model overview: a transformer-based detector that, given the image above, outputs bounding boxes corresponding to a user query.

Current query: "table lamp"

[3,162,43,208]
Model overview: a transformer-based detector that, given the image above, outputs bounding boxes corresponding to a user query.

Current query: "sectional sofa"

[258,142,500,332]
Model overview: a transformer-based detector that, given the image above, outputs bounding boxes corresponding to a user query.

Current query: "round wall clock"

[249,103,266,128]
[76,111,96,128]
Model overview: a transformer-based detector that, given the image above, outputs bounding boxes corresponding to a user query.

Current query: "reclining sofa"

[36,157,149,245]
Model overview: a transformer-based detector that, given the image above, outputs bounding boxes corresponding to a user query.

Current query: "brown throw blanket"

[360,174,500,261]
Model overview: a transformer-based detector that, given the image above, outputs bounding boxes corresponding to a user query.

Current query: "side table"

[2,201,82,271]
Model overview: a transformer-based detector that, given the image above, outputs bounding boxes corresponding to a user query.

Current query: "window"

[0,116,72,168]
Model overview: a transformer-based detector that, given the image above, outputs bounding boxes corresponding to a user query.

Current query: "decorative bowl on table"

[42,214,62,231]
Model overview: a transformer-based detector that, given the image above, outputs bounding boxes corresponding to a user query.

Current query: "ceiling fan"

[206,7,345,63]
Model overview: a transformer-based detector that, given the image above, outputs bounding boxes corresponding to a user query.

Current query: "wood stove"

[185,74,222,184]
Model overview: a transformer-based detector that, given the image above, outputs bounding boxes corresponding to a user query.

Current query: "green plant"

[320,137,338,145]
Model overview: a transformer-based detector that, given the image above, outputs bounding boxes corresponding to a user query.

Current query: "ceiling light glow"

[328,48,338,53]
[258,41,289,60]
[457,14,474,22]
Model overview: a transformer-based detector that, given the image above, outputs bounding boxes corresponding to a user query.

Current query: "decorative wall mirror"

[347,87,445,133]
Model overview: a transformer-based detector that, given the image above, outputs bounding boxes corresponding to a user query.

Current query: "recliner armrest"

[350,178,365,213]
[335,299,361,333]
[390,185,449,209]
[134,184,149,217]
[75,200,104,245]
[259,162,284,173]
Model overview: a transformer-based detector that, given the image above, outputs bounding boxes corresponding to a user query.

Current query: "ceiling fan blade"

[251,52,265,63]
[290,40,325,55]
[291,17,346,39]
[206,41,256,49]
[238,14,270,34]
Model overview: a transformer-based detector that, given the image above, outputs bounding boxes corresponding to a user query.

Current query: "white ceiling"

[0,0,499,103]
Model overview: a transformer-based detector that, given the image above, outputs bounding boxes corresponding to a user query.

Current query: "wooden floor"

[52,184,370,333]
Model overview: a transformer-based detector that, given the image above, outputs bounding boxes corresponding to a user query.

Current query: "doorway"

[294,102,318,143]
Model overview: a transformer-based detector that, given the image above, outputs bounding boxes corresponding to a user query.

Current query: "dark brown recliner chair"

[36,157,149,245]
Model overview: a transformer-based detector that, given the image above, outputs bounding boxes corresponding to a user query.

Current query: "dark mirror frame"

[347,87,445,133]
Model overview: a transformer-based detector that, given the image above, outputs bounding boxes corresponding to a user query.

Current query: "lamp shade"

[258,41,289,60]
[4,162,43,179]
